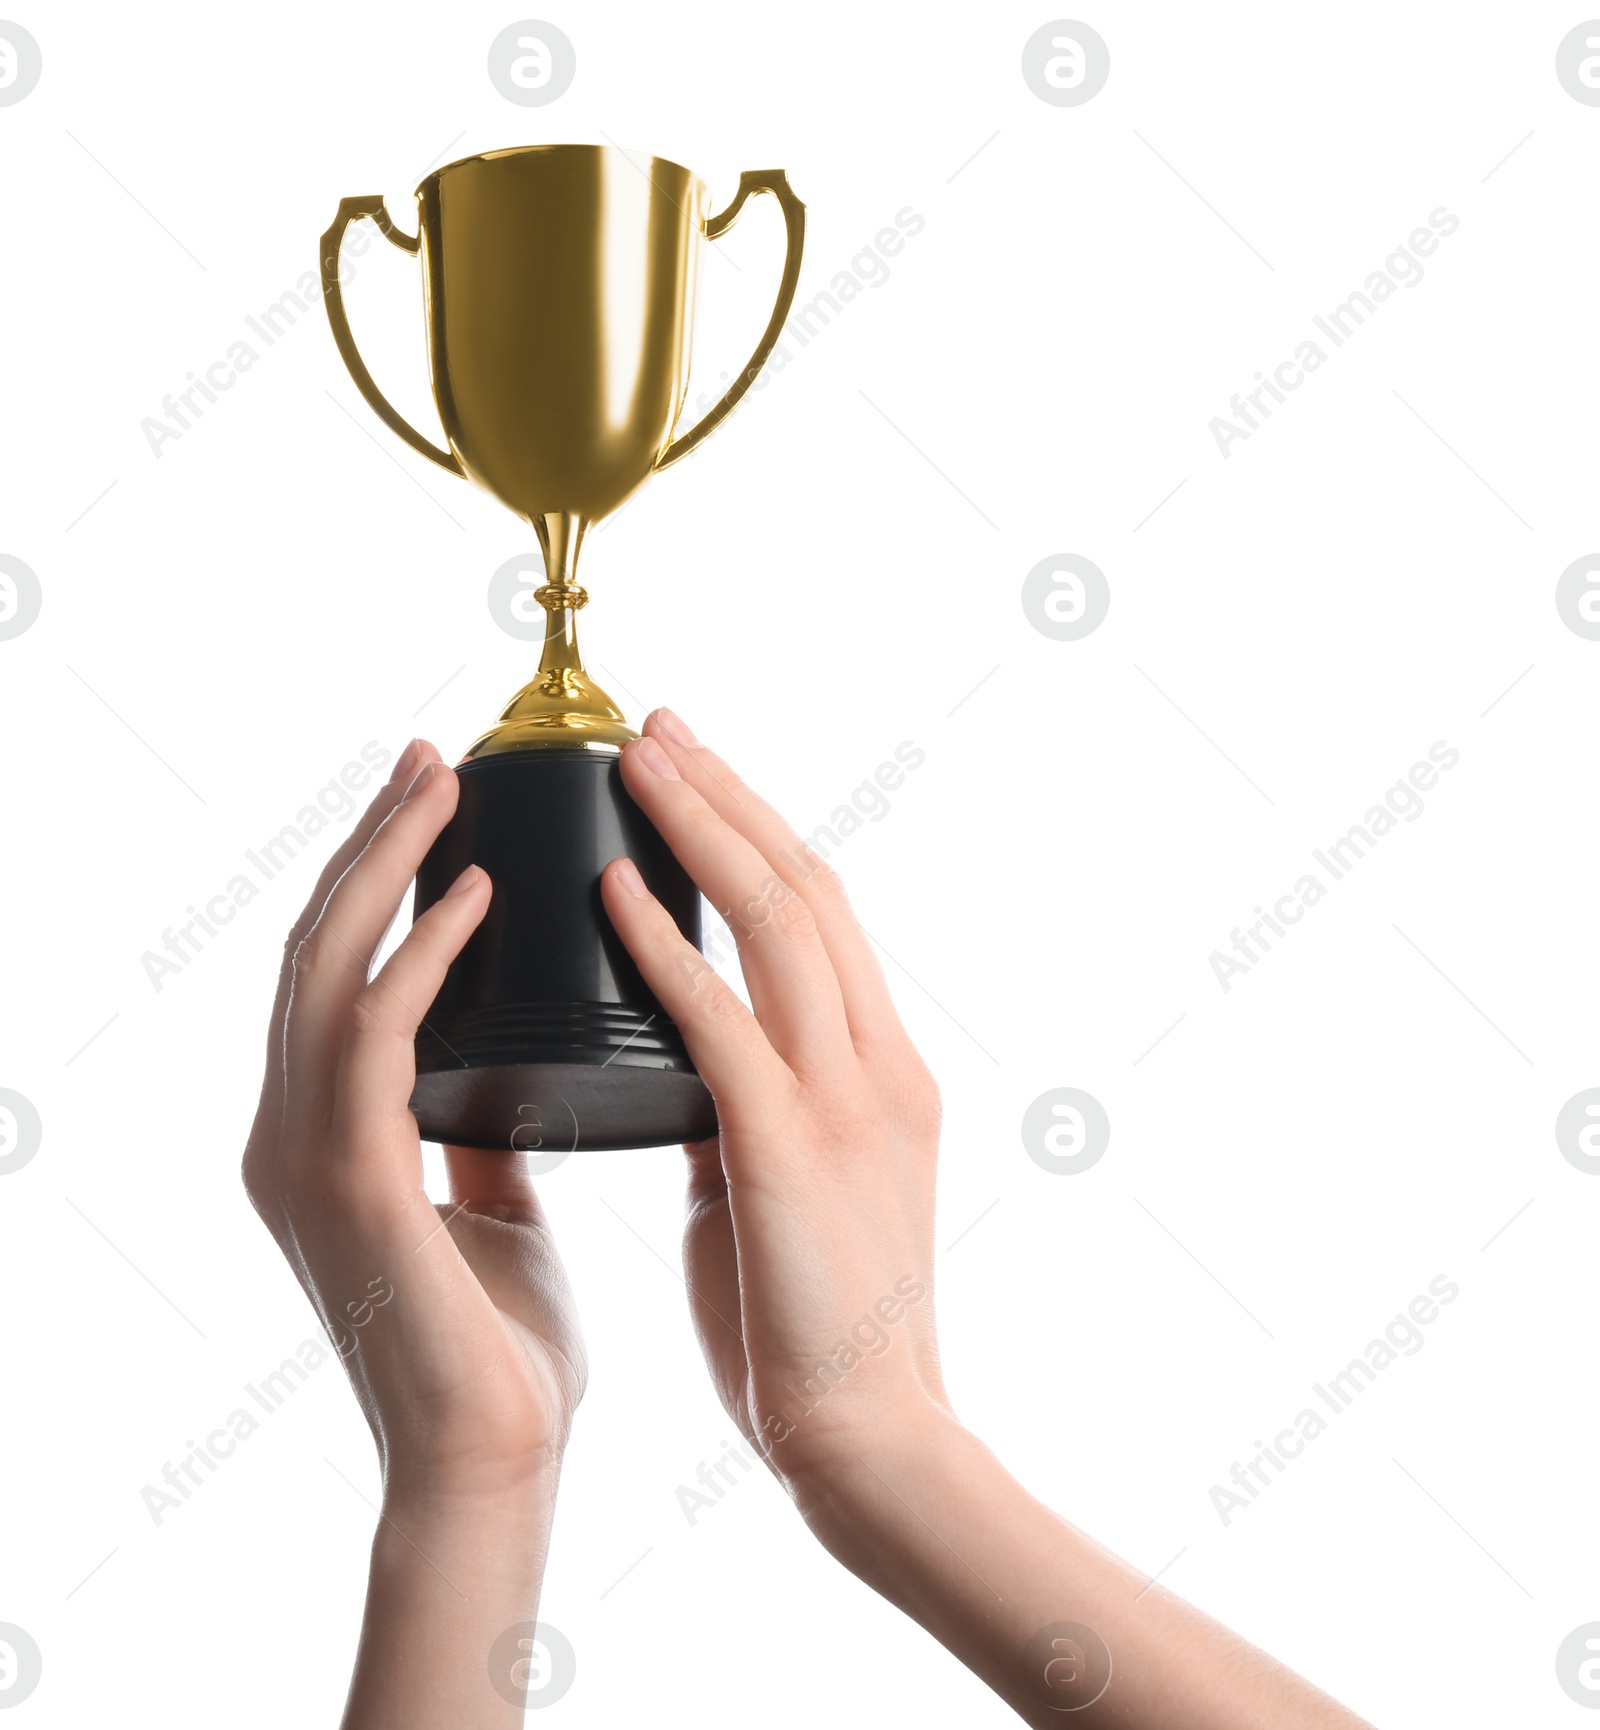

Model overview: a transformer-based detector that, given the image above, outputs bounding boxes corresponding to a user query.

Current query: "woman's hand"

[602,711,1372,1730]
[242,740,585,1727]
[600,711,949,1490]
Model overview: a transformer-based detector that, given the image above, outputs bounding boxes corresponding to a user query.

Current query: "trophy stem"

[464,511,636,757]
[533,509,589,686]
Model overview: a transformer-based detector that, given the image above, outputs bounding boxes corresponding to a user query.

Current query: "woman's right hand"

[601,710,1374,1730]
[599,710,953,1489]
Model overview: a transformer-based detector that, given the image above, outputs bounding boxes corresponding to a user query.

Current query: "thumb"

[443,1144,546,1227]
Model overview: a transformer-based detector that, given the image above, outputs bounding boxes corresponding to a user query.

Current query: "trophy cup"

[319,145,804,1152]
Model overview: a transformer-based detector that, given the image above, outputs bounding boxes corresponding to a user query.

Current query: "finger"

[680,1139,752,1419]
[284,761,462,1109]
[683,1134,728,1211]
[327,863,491,1152]
[244,739,438,1221]
[599,857,792,1118]
[644,710,904,1052]
[292,741,436,957]
[254,739,437,1111]
[618,736,853,1075]
[443,1144,547,1229]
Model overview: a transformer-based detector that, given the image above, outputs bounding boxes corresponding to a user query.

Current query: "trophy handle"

[654,169,806,471]
[319,196,464,477]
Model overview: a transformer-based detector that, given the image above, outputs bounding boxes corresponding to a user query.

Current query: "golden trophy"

[319,144,804,1151]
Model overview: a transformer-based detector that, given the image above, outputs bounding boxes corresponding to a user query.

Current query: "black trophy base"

[408,748,717,1153]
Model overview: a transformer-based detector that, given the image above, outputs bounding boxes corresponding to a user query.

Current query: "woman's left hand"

[242,738,585,1728]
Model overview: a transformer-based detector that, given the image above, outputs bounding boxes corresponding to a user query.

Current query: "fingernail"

[402,761,438,801]
[633,736,681,781]
[446,864,483,897]
[654,708,700,748]
[391,738,423,782]
[612,857,651,899]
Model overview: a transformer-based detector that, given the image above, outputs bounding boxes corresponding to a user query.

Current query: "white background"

[1,2,1596,1723]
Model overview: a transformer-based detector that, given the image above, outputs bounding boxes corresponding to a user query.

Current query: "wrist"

[371,1462,561,1614]
[783,1402,985,1552]
[381,1443,566,1529]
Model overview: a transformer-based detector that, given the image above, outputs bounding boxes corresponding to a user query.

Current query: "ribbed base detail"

[416,1000,690,1071]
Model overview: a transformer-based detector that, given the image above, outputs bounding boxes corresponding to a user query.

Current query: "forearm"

[792,1413,1372,1729]
[341,1467,562,1729]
